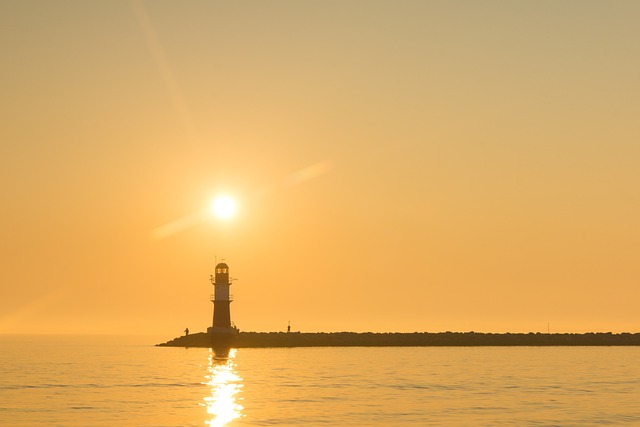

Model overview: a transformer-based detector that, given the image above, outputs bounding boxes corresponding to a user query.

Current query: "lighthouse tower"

[207,262,236,335]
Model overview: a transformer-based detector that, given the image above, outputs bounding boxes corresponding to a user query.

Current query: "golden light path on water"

[202,349,244,427]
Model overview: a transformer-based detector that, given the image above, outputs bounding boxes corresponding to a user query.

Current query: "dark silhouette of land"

[157,331,640,348]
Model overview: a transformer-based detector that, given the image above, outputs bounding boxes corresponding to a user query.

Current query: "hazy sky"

[1,1,639,335]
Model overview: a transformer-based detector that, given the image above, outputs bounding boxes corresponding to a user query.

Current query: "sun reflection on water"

[203,348,243,427]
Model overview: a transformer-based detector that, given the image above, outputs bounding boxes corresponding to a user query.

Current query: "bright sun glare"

[210,196,236,219]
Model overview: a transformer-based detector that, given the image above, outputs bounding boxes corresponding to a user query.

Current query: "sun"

[210,196,236,219]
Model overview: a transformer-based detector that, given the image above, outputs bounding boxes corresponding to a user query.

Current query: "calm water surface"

[1,335,639,426]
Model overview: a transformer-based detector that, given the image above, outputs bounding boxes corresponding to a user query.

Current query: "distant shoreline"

[157,331,640,348]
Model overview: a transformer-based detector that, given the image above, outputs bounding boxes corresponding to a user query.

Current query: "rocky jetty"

[157,331,640,348]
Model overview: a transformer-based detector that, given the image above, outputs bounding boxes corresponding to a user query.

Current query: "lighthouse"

[207,262,237,338]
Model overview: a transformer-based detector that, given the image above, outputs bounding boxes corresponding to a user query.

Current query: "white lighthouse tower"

[207,262,238,340]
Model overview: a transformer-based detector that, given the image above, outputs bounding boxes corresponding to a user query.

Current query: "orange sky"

[1,1,639,335]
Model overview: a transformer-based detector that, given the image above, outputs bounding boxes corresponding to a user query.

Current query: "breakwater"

[157,331,640,348]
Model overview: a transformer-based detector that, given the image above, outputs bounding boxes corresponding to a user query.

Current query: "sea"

[1,335,639,426]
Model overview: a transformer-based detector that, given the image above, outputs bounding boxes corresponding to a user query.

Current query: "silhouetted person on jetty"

[287,321,291,333]
[184,328,189,336]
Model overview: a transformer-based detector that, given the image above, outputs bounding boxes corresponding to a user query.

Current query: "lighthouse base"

[207,326,239,349]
